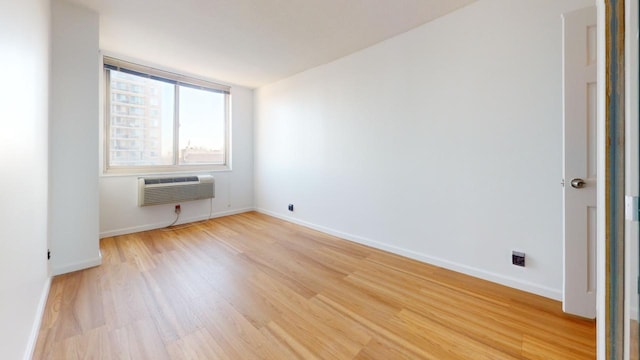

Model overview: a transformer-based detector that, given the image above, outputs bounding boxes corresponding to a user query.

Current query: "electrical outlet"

[288,204,294,212]
[512,251,525,267]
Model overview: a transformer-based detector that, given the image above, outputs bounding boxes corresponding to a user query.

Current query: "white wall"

[99,85,254,237]
[255,0,593,299]
[50,0,101,275]
[0,0,51,358]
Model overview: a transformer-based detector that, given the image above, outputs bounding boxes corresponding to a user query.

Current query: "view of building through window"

[109,71,174,166]
[106,64,228,170]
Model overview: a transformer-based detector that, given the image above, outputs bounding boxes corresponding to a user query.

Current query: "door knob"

[570,178,586,189]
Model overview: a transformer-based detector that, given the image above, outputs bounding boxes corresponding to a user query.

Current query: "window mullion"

[105,70,112,170]
[173,84,180,166]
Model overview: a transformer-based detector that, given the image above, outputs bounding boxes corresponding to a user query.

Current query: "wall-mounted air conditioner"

[138,175,215,207]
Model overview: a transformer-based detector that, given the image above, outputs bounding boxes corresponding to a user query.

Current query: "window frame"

[103,56,231,174]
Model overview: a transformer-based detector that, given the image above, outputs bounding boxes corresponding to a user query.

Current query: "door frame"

[596,0,625,358]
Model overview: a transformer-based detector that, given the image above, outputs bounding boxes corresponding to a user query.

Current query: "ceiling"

[66,0,476,88]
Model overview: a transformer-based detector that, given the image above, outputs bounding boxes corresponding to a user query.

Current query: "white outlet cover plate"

[625,195,639,221]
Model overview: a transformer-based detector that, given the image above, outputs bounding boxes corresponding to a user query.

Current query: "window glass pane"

[108,70,174,166]
[178,86,225,165]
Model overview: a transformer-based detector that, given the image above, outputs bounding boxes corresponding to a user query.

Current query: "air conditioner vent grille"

[144,176,199,185]
[138,175,214,206]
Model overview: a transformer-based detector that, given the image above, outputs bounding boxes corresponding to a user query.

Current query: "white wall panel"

[0,0,51,358]
[255,0,594,299]
[50,0,101,274]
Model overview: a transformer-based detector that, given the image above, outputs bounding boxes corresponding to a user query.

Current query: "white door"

[562,6,597,319]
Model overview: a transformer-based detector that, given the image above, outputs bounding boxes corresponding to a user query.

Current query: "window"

[103,57,230,173]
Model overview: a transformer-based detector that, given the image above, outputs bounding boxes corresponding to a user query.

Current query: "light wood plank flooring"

[34,212,595,359]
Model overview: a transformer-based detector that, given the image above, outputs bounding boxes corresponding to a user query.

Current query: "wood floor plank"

[110,318,171,360]
[354,336,426,360]
[314,293,445,359]
[192,291,292,360]
[166,328,232,360]
[66,325,112,360]
[248,271,371,359]
[521,333,593,360]
[74,266,106,333]
[258,325,304,360]
[34,211,596,359]
[53,273,84,341]
[100,261,152,331]
[394,309,521,360]
[118,233,157,272]
[137,270,183,343]
[265,321,321,360]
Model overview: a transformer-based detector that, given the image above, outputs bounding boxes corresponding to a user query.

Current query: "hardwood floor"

[34,212,595,359]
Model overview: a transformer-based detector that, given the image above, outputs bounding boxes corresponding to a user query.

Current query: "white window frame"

[103,56,231,174]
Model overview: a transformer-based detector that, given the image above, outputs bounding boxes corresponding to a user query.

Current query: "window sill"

[100,164,231,177]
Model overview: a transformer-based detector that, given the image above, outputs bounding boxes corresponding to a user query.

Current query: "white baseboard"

[256,208,562,301]
[24,277,51,360]
[99,207,255,239]
[51,252,103,276]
